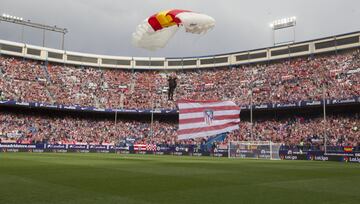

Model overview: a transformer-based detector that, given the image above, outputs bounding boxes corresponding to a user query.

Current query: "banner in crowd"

[178,100,240,140]
[1,143,360,163]
[279,148,360,163]
[1,96,360,114]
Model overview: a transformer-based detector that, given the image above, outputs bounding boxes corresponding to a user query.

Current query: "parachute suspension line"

[190,33,202,55]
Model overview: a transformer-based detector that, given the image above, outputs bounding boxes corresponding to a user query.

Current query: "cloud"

[0,0,359,57]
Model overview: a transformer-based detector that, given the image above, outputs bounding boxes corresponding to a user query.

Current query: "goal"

[228,141,281,160]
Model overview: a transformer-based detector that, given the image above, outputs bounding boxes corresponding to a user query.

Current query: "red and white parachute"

[132,9,215,51]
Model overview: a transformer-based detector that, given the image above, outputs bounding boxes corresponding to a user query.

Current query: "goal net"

[228,141,281,160]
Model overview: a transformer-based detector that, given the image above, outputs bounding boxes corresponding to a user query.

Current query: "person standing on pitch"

[168,74,177,101]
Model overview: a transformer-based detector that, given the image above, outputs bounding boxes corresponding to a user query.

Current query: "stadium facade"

[0,31,359,70]
[0,31,359,163]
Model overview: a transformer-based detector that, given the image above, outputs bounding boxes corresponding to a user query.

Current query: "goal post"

[228,141,281,160]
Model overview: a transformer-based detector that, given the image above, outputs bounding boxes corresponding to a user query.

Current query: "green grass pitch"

[0,153,359,204]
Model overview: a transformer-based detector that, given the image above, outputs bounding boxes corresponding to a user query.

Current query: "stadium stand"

[0,112,177,145]
[0,35,359,149]
[0,111,359,147]
[0,49,359,109]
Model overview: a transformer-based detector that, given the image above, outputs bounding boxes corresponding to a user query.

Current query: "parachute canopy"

[132,9,215,51]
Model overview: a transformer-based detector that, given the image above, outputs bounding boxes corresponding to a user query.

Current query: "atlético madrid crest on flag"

[204,109,214,125]
[178,99,240,140]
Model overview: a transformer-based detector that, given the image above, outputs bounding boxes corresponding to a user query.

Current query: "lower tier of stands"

[1,109,359,148]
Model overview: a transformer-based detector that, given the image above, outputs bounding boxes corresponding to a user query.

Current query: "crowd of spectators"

[0,56,52,103]
[0,49,359,109]
[0,112,177,145]
[226,114,360,147]
[176,49,360,106]
[0,112,358,147]
[0,48,359,148]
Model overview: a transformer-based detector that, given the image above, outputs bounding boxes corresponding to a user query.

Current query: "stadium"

[0,1,360,204]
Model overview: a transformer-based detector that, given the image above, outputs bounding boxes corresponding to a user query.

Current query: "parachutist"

[168,75,177,101]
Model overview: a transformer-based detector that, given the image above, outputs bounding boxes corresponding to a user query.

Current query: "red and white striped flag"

[178,100,240,140]
[134,144,147,151]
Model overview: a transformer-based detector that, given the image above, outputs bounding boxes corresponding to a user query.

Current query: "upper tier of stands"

[0,48,359,109]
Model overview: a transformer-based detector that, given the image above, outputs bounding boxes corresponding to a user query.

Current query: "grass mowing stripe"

[0,153,359,204]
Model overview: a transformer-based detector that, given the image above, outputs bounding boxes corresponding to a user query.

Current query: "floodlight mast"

[270,16,297,46]
[0,13,68,50]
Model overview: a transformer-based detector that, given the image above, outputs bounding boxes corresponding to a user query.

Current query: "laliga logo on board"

[204,109,214,125]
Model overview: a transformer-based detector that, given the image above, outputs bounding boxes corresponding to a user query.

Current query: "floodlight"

[270,16,297,30]
[0,12,68,49]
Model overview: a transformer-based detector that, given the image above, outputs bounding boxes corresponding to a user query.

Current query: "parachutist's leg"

[170,89,175,100]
